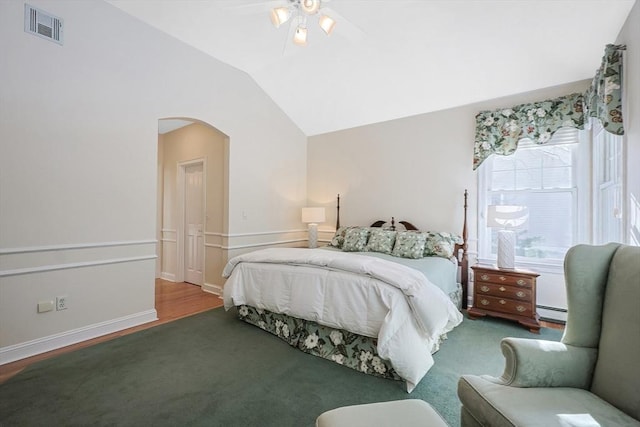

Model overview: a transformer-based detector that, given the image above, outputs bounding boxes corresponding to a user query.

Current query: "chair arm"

[486,337,597,388]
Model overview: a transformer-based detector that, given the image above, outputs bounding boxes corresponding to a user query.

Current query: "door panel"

[185,163,204,285]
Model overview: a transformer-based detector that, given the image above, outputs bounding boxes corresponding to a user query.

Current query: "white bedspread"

[222,247,463,392]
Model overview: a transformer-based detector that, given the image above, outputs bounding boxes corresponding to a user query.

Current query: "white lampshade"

[270,7,291,28]
[301,207,325,224]
[293,25,308,46]
[319,15,336,35]
[487,205,529,229]
[487,205,528,270]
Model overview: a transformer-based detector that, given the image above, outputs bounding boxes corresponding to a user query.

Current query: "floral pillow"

[365,229,396,254]
[342,227,370,252]
[329,226,348,248]
[391,231,427,259]
[423,231,463,258]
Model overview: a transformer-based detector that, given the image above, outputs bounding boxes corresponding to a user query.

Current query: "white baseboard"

[160,272,176,282]
[0,309,158,365]
[203,282,222,296]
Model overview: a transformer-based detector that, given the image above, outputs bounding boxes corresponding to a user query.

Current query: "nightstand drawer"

[475,295,533,317]
[475,271,534,289]
[475,283,532,301]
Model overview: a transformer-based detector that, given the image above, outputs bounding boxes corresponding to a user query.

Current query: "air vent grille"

[24,4,63,45]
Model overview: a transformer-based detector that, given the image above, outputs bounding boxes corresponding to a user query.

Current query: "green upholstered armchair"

[457,243,640,427]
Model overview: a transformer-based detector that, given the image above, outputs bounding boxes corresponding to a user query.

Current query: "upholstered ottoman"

[316,399,449,427]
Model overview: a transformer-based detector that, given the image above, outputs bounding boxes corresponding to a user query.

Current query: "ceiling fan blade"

[321,6,365,43]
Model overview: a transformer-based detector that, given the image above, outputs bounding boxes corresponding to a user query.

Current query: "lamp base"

[497,229,516,269]
[308,223,318,249]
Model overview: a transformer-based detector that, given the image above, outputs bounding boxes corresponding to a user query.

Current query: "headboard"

[334,190,470,310]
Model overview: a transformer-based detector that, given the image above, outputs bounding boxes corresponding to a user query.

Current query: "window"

[593,121,624,244]
[478,128,590,267]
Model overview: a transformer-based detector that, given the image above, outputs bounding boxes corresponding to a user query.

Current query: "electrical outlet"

[56,296,68,311]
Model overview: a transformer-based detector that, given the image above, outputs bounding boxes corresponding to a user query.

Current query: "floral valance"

[473,92,585,170]
[473,44,626,170]
[584,44,626,136]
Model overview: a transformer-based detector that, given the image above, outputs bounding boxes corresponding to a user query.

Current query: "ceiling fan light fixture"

[318,14,335,35]
[270,7,291,28]
[300,0,321,15]
[293,24,308,46]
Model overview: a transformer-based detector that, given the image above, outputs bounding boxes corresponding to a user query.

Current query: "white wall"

[0,0,306,363]
[616,1,640,245]
[308,80,590,320]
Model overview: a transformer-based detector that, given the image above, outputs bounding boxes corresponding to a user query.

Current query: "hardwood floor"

[0,279,222,384]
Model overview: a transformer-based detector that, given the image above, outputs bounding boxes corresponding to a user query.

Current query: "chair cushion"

[458,375,640,427]
[316,399,448,427]
[591,245,640,420]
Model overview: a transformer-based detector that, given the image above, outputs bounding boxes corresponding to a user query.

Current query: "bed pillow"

[391,231,427,259]
[423,231,463,258]
[329,226,348,248]
[342,227,370,252]
[365,229,396,254]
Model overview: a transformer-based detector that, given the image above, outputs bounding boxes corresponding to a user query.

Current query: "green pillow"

[391,231,427,259]
[342,227,370,252]
[423,231,463,258]
[365,229,396,254]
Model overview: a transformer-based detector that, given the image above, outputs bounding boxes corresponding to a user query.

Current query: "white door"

[184,163,204,285]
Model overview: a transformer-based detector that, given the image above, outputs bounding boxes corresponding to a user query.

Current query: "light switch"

[37,300,54,313]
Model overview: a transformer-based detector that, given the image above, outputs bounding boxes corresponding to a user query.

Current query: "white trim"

[223,229,306,238]
[204,232,222,237]
[161,239,177,243]
[203,282,222,296]
[204,243,222,249]
[0,309,158,365]
[0,255,157,277]
[160,272,176,282]
[223,238,306,250]
[161,229,177,234]
[0,240,157,255]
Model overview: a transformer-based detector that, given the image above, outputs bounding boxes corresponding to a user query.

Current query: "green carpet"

[0,308,561,426]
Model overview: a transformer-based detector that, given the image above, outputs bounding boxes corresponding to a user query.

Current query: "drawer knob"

[499,299,506,305]
[480,285,490,292]
[480,299,490,306]
[516,291,526,298]
[480,274,490,281]
[499,276,506,281]
[516,305,526,312]
[499,286,506,292]
[517,279,526,286]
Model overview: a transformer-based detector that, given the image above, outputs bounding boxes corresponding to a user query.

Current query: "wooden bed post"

[336,194,340,230]
[460,189,469,310]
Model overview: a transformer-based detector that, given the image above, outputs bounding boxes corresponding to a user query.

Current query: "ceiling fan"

[227,0,364,48]
[270,0,334,46]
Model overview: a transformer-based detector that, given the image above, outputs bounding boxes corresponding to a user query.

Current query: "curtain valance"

[473,44,625,170]
[584,44,626,136]
[473,93,585,170]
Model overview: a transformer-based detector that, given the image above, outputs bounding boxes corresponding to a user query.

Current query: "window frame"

[477,129,591,272]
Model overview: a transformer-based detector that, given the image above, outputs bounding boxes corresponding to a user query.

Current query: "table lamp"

[487,205,529,269]
[302,207,325,248]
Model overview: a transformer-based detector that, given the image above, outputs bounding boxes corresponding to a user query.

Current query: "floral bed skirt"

[236,305,401,381]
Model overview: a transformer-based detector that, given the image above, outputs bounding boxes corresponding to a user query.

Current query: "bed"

[222,191,469,392]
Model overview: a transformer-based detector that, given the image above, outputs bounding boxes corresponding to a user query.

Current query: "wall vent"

[24,4,64,45]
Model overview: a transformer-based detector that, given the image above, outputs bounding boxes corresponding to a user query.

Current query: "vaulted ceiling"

[108,0,636,136]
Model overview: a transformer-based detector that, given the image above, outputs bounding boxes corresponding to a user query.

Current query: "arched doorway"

[156,118,229,295]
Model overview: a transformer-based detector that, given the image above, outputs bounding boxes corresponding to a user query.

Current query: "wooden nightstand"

[468,265,541,333]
